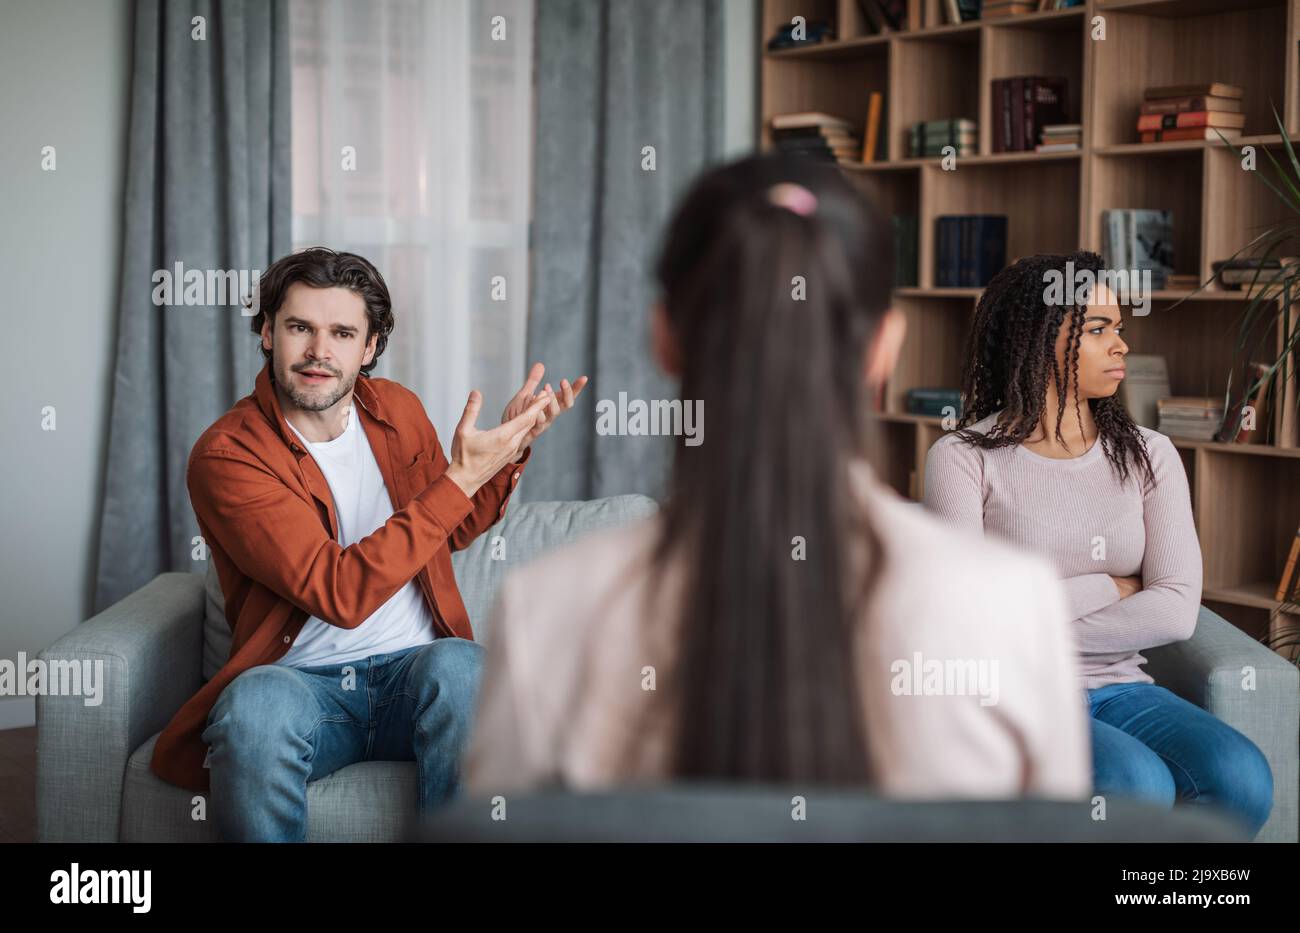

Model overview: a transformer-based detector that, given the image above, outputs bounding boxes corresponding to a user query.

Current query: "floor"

[0,727,36,843]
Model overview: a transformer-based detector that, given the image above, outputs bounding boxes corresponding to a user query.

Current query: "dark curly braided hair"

[953,249,1156,488]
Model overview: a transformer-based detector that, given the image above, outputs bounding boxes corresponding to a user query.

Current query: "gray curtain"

[93,0,291,613]
[523,0,726,502]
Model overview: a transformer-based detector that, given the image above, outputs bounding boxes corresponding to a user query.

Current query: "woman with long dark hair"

[465,154,1090,798]
[924,250,1273,837]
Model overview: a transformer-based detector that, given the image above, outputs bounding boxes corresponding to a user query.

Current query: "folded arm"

[1068,436,1202,654]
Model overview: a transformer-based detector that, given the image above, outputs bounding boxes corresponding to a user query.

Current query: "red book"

[1141,126,1243,142]
[1137,110,1246,131]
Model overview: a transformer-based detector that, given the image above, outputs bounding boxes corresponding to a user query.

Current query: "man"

[149,247,585,841]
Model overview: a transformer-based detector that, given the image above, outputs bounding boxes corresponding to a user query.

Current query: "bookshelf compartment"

[1087,150,1201,279]
[889,31,980,160]
[1089,3,1288,148]
[886,295,973,415]
[920,158,1080,287]
[1203,139,1300,284]
[761,55,890,151]
[1119,298,1247,398]
[1196,447,1300,599]
[848,166,919,218]
[981,12,1085,156]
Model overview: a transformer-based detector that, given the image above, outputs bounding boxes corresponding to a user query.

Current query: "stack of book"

[982,0,1038,17]
[1116,355,1170,429]
[909,118,976,157]
[1101,209,1173,289]
[1138,83,1245,143]
[770,113,863,164]
[992,76,1068,152]
[1211,257,1299,289]
[1036,122,1081,152]
[1157,397,1223,441]
[935,215,1008,287]
[893,215,918,287]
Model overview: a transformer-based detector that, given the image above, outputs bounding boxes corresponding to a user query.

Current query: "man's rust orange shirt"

[150,362,530,792]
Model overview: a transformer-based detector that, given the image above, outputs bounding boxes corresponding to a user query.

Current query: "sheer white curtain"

[290,0,534,439]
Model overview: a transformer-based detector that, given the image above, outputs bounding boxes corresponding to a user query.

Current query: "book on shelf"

[909,118,976,157]
[982,0,1038,18]
[893,215,918,287]
[935,215,1008,287]
[1226,361,1274,445]
[1101,209,1174,289]
[1141,95,1242,116]
[1116,355,1170,430]
[771,112,856,132]
[1036,121,1081,152]
[861,92,883,164]
[1145,83,1243,102]
[1211,256,1300,288]
[992,76,1068,152]
[905,388,962,417]
[1140,126,1242,143]
[1140,84,1245,143]
[766,19,834,51]
[1156,396,1224,442]
[1276,526,1300,603]
[1137,111,1246,132]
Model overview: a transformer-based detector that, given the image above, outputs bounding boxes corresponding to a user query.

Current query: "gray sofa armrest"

[36,571,205,842]
[1144,605,1299,843]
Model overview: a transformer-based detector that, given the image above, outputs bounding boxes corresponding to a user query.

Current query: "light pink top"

[923,410,1203,690]
[465,464,1091,801]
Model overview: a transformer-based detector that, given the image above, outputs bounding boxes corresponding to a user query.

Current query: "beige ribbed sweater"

[923,410,1203,689]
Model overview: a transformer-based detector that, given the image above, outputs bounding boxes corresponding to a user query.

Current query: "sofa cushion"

[199,494,660,677]
[120,732,417,842]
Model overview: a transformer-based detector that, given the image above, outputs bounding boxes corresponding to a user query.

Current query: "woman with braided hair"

[924,250,1274,838]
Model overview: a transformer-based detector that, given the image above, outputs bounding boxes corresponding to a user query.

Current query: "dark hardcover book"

[936,218,955,287]
[972,216,1009,286]
[1025,77,1068,149]
[1011,77,1024,151]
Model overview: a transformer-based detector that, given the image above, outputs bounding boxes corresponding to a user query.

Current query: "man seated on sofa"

[149,247,586,842]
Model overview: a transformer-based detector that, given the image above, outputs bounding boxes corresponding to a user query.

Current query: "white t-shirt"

[279,400,438,668]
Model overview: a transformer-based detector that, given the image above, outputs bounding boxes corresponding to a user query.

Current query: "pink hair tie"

[767,182,818,216]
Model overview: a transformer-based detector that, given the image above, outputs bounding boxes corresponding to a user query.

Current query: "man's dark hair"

[248,247,395,375]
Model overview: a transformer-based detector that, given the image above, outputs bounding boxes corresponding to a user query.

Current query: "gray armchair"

[37,494,1298,842]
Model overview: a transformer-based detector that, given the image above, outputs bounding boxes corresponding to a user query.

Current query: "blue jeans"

[202,638,484,842]
[1088,681,1273,839]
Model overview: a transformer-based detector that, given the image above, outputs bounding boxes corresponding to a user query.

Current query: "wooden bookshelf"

[761,0,1300,645]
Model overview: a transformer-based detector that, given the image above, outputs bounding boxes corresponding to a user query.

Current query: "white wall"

[0,0,133,728]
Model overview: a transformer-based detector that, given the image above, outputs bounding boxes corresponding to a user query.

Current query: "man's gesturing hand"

[500,362,588,457]
[444,390,551,499]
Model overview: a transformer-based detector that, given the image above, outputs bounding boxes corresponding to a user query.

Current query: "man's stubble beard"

[270,352,359,413]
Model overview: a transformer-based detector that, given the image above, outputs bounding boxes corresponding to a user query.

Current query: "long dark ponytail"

[955,249,1155,487]
[649,153,894,785]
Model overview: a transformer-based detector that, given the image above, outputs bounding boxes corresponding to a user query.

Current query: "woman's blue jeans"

[1088,681,1274,839]
[202,638,483,842]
